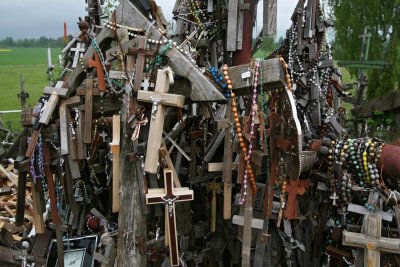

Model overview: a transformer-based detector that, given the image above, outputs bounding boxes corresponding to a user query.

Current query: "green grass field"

[0,47,60,132]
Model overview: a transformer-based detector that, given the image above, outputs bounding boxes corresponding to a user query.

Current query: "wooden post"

[83,78,94,143]
[222,101,233,219]
[110,115,121,212]
[138,69,185,174]
[343,214,400,267]
[146,169,194,266]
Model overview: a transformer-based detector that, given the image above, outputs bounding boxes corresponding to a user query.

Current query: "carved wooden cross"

[129,36,157,93]
[343,214,400,267]
[138,69,185,174]
[88,50,106,92]
[146,169,194,266]
[283,179,309,220]
[70,42,85,68]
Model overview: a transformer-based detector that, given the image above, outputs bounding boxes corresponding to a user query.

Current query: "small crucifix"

[146,169,193,266]
[99,130,108,142]
[138,69,185,174]
[330,192,339,206]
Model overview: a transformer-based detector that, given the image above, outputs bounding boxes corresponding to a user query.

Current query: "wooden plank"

[229,58,285,95]
[31,180,45,234]
[59,101,69,155]
[223,101,233,220]
[141,70,170,174]
[43,87,68,97]
[160,146,182,188]
[113,0,226,102]
[39,81,64,125]
[111,115,121,212]
[226,0,238,51]
[352,90,400,118]
[347,203,393,222]
[83,78,94,144]
[76,107,86,159]
[232,215,263,229]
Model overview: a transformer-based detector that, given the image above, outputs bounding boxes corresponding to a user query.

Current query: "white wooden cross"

[138,69,185,174]
[343,214,400,267]
[141,76,154,91]
[70,42,86,68]
[146,169,194,266]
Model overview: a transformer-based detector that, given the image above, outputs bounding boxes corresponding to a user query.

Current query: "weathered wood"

[114,0,226,102]
[352,90,400,118]
[43,87,68,97]
[223,101,233,219]
[110,115,121,213]
[284,179,307,220]
[226,0,238,51]
[264,0,277,36]
[83,78,94,144]
[59,101,69,155]
[137,90,185,108]
[343,214,400,267]
[139,69,176,174]
[39,81,65,125]
[31,180,45,233]
[229,58,286,95]
[160,146,182,187]
[232,214,263,229]
[347,203,393,222]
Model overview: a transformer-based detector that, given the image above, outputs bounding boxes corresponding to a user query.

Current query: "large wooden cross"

[343,214,400,267]
[146,169,193,266]
[39,81,68,125]
[138,69,185,174]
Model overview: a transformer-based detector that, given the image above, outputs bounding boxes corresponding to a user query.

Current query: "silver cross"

[150,96,159,120]
[161,196,179,217]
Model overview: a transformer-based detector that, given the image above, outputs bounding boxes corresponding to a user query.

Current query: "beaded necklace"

[208,66,230,98]
[29,133,48,192]
[222,62,258,204]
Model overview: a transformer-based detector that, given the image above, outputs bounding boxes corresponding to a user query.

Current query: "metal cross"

[161,195,179,217]
[99,130,108,142]
[150,96,159,120]
[330,192,339,206]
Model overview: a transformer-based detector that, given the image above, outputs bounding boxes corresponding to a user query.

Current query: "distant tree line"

[0,36,65,48]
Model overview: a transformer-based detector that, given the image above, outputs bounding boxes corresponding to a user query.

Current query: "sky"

[0,0,297,40]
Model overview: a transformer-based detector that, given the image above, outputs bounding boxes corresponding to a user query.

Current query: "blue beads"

[209,67,230,98]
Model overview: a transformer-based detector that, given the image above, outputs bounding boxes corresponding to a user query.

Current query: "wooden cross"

[343,214,400,267]
[88,50,106,93]
[128,36,157,93]
[146,169,194,266]
[283,179,309,220]
[70,42,85,68]
[110,115,121,212]
[138,69,185,174]
[141,76,153,91]
[39,81,68,125]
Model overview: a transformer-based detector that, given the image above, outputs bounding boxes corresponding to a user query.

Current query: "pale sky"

[0,0,297,40]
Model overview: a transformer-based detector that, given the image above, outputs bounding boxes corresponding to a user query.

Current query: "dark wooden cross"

[146,169,193,266]
[343,214,400,267]
[283,179,309,220]
[88,50,106,93]
[129,36,157,93]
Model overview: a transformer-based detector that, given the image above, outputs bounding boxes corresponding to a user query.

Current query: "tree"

[328,0,400,99]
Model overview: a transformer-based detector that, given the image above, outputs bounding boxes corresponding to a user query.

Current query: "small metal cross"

[161,195,179,217]
[330,192,339,206]
[150,96,159,120]
[99,130,108,142]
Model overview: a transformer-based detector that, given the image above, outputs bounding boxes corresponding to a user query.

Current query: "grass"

[0,47,61,132]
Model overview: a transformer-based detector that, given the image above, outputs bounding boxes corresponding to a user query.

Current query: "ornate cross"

[146,169,193,266]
